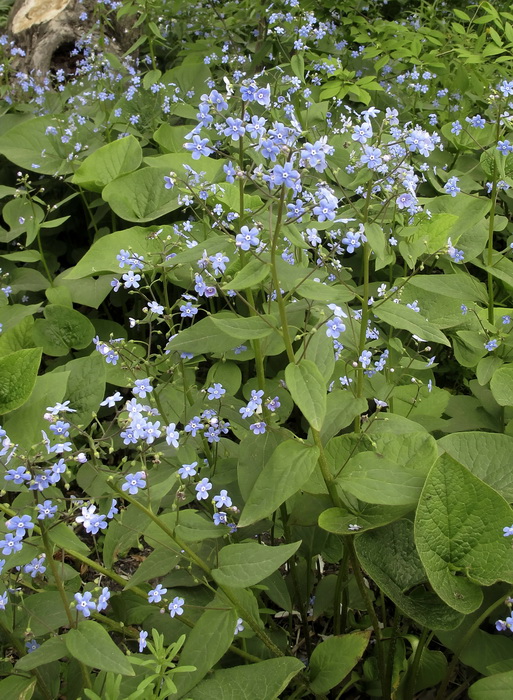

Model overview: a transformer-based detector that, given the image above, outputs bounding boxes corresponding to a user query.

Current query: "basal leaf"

[415,454,513,613]
[65,621,134,676]
[72,135,142,191]
[0,347,42,414]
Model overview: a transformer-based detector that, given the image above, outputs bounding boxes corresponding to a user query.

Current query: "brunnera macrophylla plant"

[3,0,513,698]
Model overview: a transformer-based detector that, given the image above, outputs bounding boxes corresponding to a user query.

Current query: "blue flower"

[185,416,204,437]
[133,378,152,398]
[37,500,57,520]
[148,301,164,315]
[485,339,499,352]
[234,618,244,634]
[359,350,372,368]
[195,478,213,501]
[351,122,372,144]
[213,490,232,508]
[148,584,167,603]
[250,421,266,435]
[122,271,141,289]
[184,134,213,160]
[213,512,228,526]
[180,302,198,318]
[178,462,197,478]
[168,596,184,618]
[360,145,382,170]
[223,117,245,141]
[6,515,34,538]
[444,176,460,197]
[165,423,180,448]
[5,466,30,484]
[235,226,259,251]
[139,630,148,652]
[122,472,146,495]
[207,383,226,400]
[0,592,7,610]
[24,556,46,578]
[74,591,96,618]
[498,140,513,156]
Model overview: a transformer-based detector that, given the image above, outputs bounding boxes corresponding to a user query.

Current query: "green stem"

[435,590,512,700]
[270,185,295,363]
[280,504,312,659]
[354,241,371,432]
[347,538,388,700]
[110,482,284,658]
[333,547,349,634]
[487,172,498,324]
[404,627,430,700]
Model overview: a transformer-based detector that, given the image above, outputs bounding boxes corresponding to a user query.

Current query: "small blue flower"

[207,383,226,400]
[213,512,228,526]
[97,587,111,612]
[195,478,212,501]
[122,472,146,495]
[6,515,34,538]
[234,618,244,635]
[148,584,167,603]
[139,630,148,652]
[0,592,7,610]
[250,421,266,435]
[24,556,46,578]
[168,596,184,618]
[74,591,96,618]
[485,339,499,352]
[133,378,152,398]
[178,462,197,479]
[213,490,232,508]
[36,500,57,520]
[359,350,372,368]
[0,533,23,555]
[444,176,460,197]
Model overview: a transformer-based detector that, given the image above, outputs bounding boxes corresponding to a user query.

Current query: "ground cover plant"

[2,0,513,697]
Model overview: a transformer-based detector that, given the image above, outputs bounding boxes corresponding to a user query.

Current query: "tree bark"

[7,0,135,77]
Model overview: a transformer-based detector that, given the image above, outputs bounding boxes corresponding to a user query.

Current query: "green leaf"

[318,394,367,443]
[297,329,335,382]
[166,315,243,355]
[237,430,286,500]
[0,316,35,356]
[336,455,424,505]
[221,257,271,290]
[415,454,513,613]
[309,632,370,693]
[172,602,237,697]
[469,670,513,699]
[102,167,180,222]
[3,369,68,450]
[65,225,170,279]
[356,520,464,630]
[491,366,513,406]
[0,676,36,700]
[0,347,41,414]
[210,313,277,340]
[24,591,75,636]
[0,116,75,175]
[373,300,450,346]
[212,541,301,588]
[65,621,134,676]
[285,360,327,431]
[15,636,67,671]
[124,547,179,589]
[295,279,355,304]
[48,522,91,556]
[318,504,411,535]
[187,657,304,700]
[438,432,513,500]
[53,353,106,428]
[238,440,320,527]
[72,136,142,191]
[32,305,94,356]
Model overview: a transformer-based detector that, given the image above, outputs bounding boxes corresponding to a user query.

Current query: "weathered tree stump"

[7,0,136,77]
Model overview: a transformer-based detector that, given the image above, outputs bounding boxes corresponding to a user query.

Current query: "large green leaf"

[0,116,75,174]
[490,366,513,406]
[237,430,286,500]
[65,620,134,676]
[32,305,94,356]
[285,360,327,431]
[238,440,320,527]
[309,632,370,693]
[15,636,67,671]
[438,432,513,501]
[373,300,450,346]
[4,369,68,450]
[210,313,278,340]
[166,316,243,355]
[415,454,513,613]
[102,167,181,222]
[355,520,464,630]
[212,541,301,588]
[23,591,75,636]
[0,347,42,414]
[172,602,237,698]
[72,135,142,191]
[0,676,36,700]
[65,225,173,279]
[53,353,106,427]
[318,504,412,535]
[469,670,513,699]
[187,657,304,700]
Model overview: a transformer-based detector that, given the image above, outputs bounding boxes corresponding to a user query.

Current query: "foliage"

[0,0,512,698]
